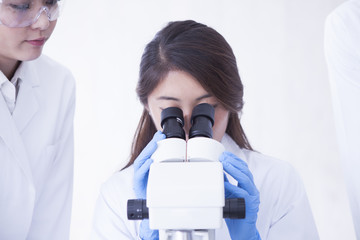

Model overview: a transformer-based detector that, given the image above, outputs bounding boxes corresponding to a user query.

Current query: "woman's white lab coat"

[91,134,319,239]
[0,55,75,240]
[325,0,360,238]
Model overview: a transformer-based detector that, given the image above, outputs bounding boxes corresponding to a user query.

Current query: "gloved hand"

[133,130,165,240]
[219,151,261,240]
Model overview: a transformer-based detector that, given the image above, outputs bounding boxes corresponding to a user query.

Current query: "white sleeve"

[26,74,76,240]
[325,0,360,84]
[266,163,319,240]
[91,172,139,240]
[324,1,360,238]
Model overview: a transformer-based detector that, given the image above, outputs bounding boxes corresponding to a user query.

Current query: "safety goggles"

[0,0,62,28]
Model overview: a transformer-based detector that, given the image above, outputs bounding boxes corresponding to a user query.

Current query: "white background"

[44,0,355,239]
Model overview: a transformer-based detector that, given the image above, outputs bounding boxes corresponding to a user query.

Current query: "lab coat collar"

[14,60,40,87]
[221,133,248,163]
[11,60,39,133]
[221,134,249,186]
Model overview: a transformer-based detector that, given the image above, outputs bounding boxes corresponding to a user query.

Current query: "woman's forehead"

[154,71,207,94]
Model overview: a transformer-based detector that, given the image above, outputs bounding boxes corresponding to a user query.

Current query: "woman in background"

[0,0,75,239]
[92,20,318,239]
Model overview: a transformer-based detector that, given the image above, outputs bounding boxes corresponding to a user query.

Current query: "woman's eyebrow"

[196,94,212,101]
[157,96,180,101]
[157,94,212,101]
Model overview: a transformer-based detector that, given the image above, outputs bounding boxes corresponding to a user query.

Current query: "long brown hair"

[123,20,252,169]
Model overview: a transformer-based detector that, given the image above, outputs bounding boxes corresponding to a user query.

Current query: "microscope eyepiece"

[161,107,185,139]
[189,103,215,139]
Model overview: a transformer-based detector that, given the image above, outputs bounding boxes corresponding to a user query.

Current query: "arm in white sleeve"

[324,1,360,238]
[91,170,139,240]
[266,163,319,240]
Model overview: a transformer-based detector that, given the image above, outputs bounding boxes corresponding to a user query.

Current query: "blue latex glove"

[133,131,165,240]
[220,151,261,240]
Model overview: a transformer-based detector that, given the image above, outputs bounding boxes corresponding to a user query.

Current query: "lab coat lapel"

[0,95,34,183]
[12,61,39,133]
[12,79,39,133]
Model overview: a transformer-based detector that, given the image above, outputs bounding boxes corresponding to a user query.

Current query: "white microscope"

[128,103,245,240]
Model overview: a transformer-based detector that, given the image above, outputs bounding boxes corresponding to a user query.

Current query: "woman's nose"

[31,11,50,30]
[183,111,192,140]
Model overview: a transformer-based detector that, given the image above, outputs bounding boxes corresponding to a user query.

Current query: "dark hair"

[123,20,252,169]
